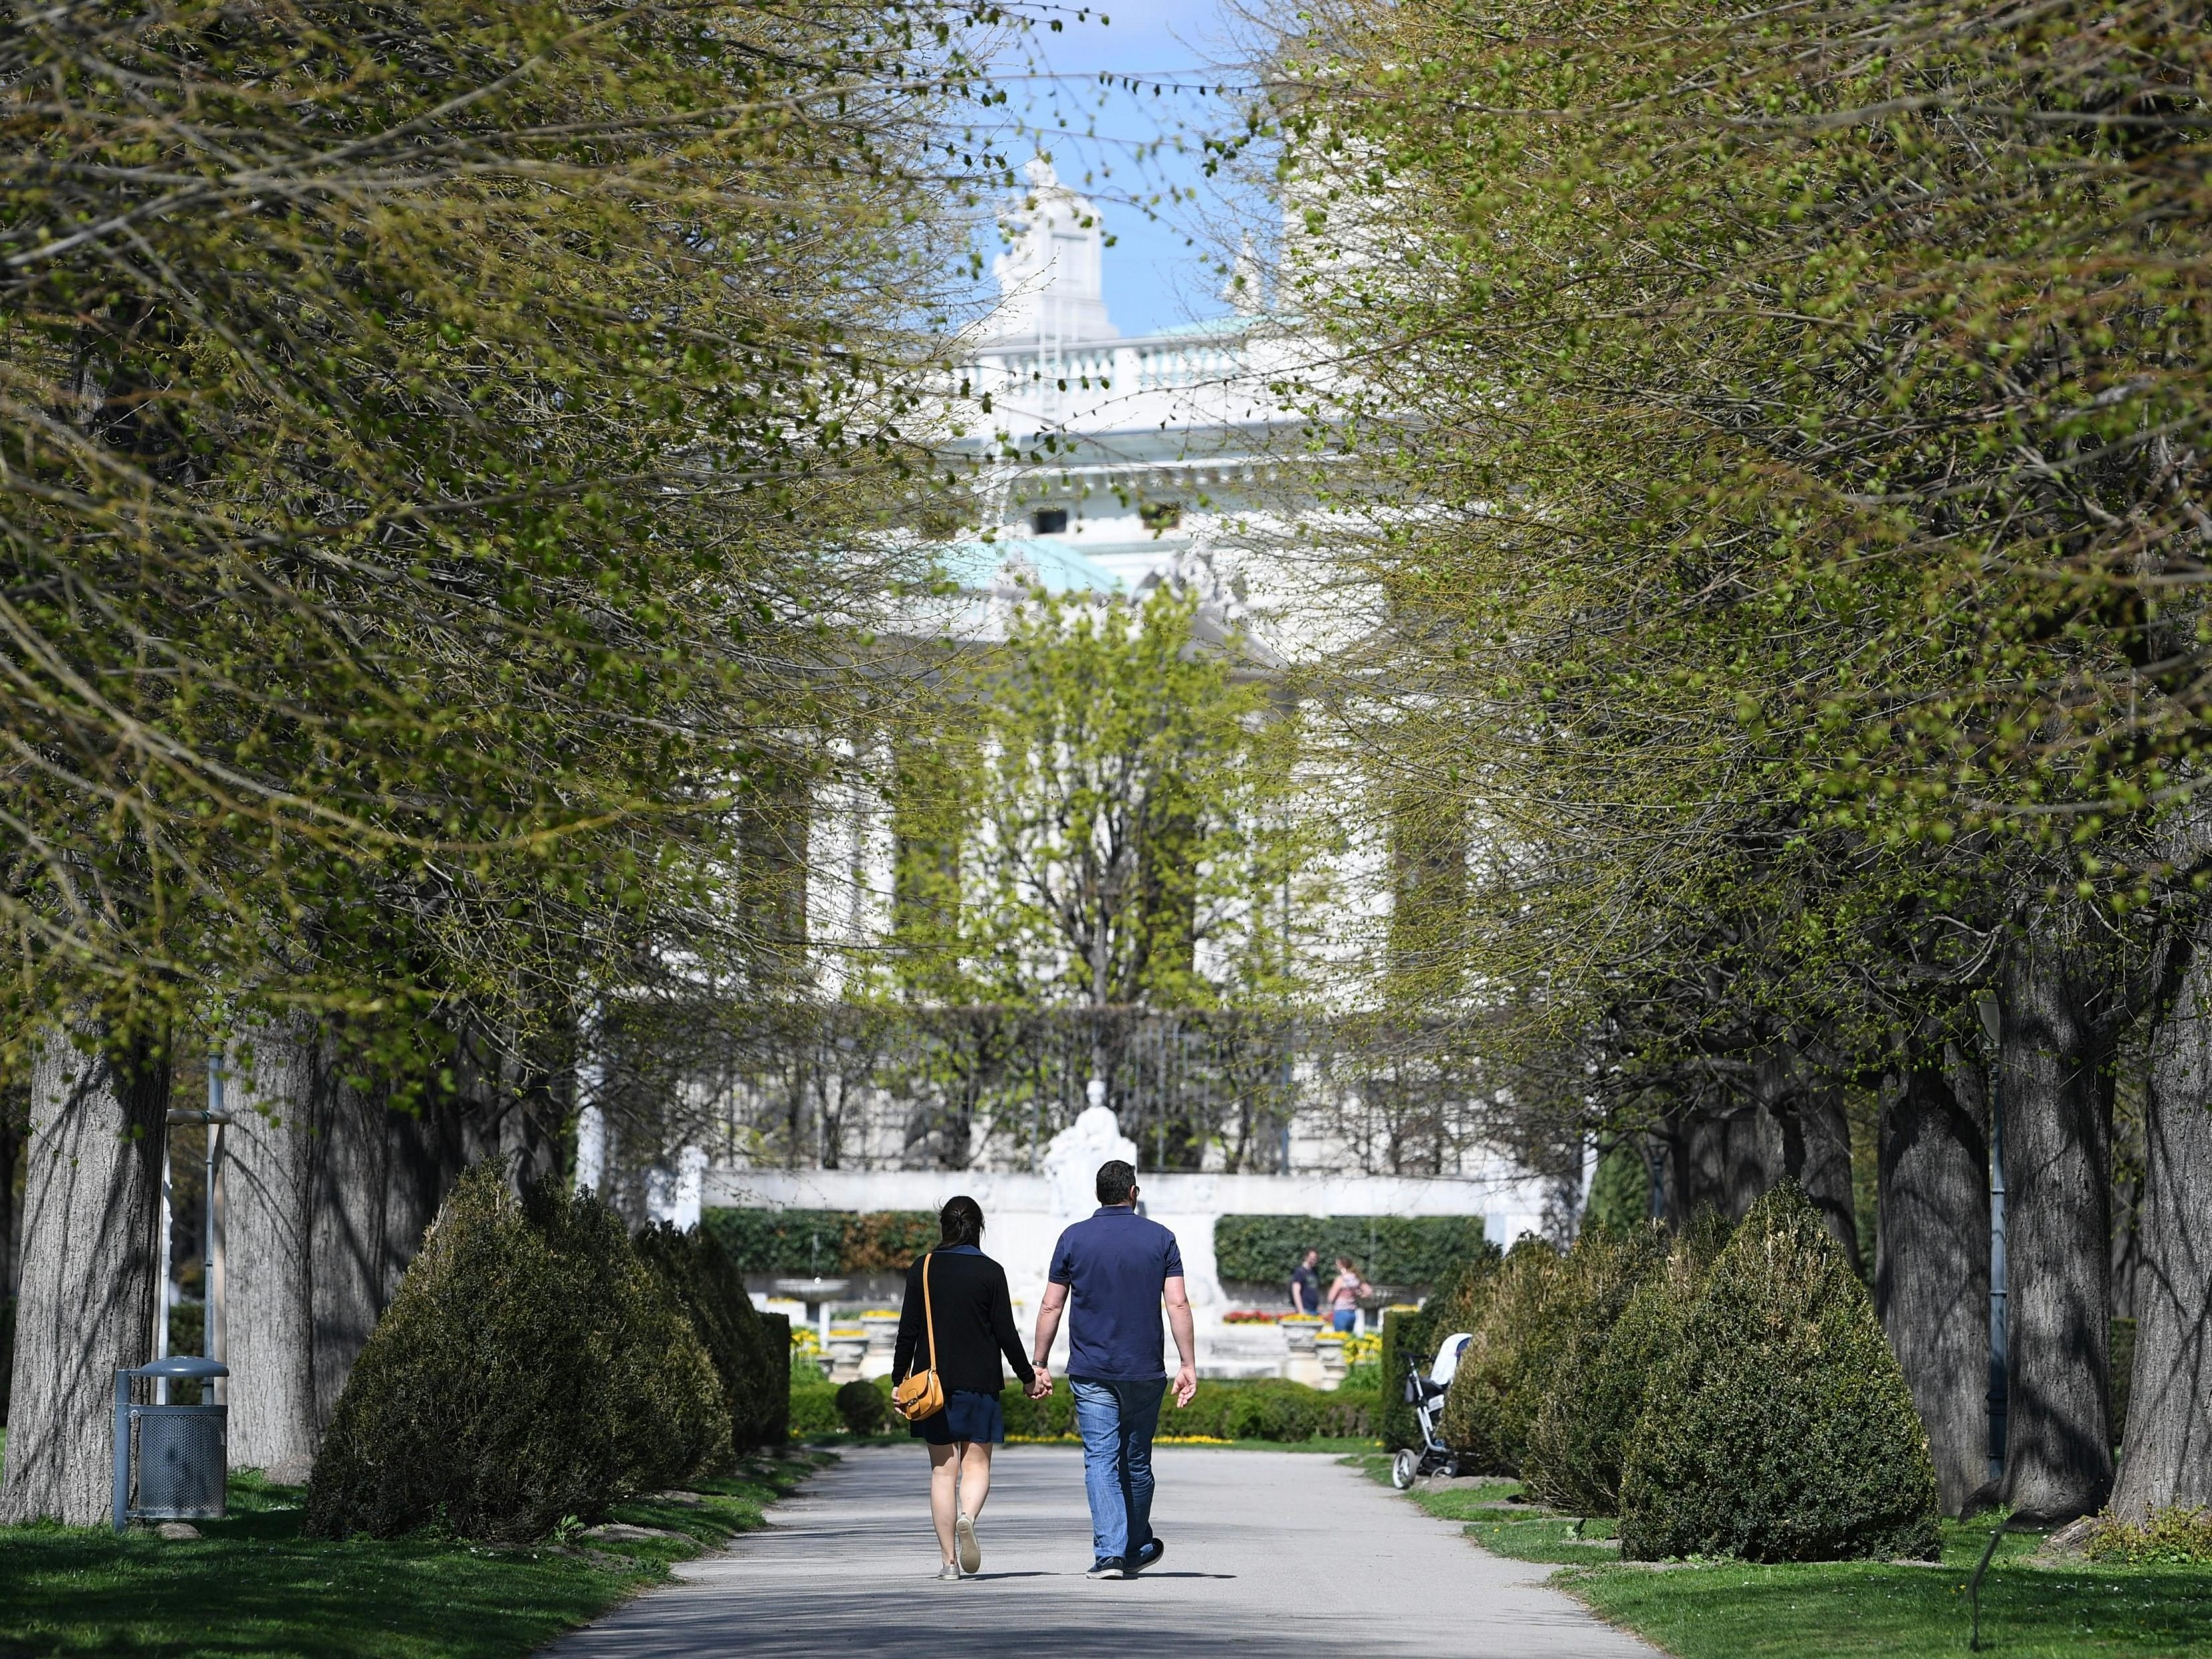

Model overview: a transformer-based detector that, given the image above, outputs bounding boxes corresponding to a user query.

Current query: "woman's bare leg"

[959,1440,993,1520]
[927,1442,961,1563]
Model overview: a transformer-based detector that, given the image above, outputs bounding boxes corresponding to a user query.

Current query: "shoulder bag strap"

[922,1250,939,1375]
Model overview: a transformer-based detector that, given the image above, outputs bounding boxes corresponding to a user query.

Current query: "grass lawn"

[1356,1454,2212,1658]
[0,1436,829,1659]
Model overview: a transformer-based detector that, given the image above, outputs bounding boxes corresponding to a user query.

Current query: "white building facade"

[631,163,1583,1373]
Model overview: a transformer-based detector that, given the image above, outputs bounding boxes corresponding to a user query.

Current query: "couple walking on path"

[890,1159,1196,1582]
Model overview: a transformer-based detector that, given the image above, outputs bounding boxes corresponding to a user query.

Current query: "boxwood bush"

[307,1164,726,1541]
[835,1378,888,1435]
[633,1222,781,1460]
[1439,1236,1564,1474]
[1619,1183,1940,1563]
[1521,1222,1668,1512]
[1213,1215,1497,1290]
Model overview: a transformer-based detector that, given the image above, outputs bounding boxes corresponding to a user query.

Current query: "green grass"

[1359,1456,2212,1657]
[0,1446,829,1658]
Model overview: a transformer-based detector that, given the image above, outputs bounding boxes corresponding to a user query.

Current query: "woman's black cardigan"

[891,1248,1037,1397]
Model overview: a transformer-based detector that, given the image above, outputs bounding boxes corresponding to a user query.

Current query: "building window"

[1031,507,1070,534]
[1140,500,1183,532]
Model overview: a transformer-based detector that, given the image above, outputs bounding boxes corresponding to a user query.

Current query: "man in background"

[1290,1247,1322,1317]
[1029,1158,1197,1579]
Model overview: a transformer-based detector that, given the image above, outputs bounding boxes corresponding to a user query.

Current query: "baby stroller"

[1391,1330,1474,1489]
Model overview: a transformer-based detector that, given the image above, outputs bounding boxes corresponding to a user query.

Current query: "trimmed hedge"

[633,1222,781,1461]
[1620,1183,1940,1563]
[1213,1215,1496,1290]
[999,1376,1376,1442]
[1520,1222,1668,1512]
[307,1165,726,1542]
[789,1373,842,1436]
[701,1207,938,1275]
[757,1312,793,1445]
[1377,1304,1437,1451]
[1439,1235,1565,1474]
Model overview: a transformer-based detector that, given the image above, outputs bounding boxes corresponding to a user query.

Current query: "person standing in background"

[1326,1256,1369,1333]
[1290,1248,1322,1317]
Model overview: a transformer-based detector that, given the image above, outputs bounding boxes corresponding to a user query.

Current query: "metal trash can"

[113,1355,228,1533]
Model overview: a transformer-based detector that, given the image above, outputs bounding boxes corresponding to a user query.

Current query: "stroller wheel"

[1391,1448,1419,1490]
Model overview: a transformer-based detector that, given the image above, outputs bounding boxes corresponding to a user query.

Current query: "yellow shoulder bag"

[891,1251,946,1422]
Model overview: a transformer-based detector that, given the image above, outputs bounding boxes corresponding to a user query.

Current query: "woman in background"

[892,1195,1039,1579]
[1327,1256,1370,1334]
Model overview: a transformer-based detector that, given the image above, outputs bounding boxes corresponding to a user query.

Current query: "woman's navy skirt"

[912,1387,1007,1445]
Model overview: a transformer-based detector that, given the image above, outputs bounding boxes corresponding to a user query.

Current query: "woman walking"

[1327,1256,1369,1333]
[892,1195,1039,1579]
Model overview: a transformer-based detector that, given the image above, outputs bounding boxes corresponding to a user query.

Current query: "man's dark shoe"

[1086,1557,1127,1579]
[1131,1538,1165,1571]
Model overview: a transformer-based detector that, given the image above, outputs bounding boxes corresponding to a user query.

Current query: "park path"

[540,1444,1659,1658]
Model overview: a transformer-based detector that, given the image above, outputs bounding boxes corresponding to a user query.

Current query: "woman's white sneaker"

[956,1512,982,1575]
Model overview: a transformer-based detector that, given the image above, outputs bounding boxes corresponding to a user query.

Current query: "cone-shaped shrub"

[633,1221,781,1458]
[1439,1236,1563,1474]
[308,1164,727,1541]
[1619,1183,1940,1562]
[1522,1222,1668,1511]
[1540,1212,1734,1517]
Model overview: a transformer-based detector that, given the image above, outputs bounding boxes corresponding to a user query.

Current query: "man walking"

[1029,1158,1197,1579]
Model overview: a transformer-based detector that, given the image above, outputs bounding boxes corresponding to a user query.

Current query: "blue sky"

[985,0,1251,338]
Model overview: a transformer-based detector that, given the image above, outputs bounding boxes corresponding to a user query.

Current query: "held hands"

[1027,1363,1054,1399]
[1173,1363,1197,1409]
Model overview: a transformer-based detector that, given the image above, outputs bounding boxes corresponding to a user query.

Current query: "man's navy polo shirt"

[1049,1206,1185,1381]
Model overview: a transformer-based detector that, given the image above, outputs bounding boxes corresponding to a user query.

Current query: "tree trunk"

[0,1023,169,1525]
[221,1019,321,1484]
[1995,923,2116,1523]
[2111,924,2212,1522]
[0,1087,25,1300]
[310,1077,455,1429]
[1877,1044,1991,1517]
[1755,1047,1857,1256]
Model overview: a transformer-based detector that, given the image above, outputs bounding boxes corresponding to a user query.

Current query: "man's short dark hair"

[1096,1159,1138,1206]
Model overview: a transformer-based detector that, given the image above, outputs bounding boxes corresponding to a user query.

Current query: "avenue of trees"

[1268,0,2212,1525]
[0,0,1006,1523]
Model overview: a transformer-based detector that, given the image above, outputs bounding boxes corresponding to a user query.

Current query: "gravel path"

[540,1443,1660,1658]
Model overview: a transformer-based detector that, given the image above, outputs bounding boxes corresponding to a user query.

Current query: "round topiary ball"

[1438,1235,1563,1474]
[836,1377,888,1436]
[1619,1182,1940,1563]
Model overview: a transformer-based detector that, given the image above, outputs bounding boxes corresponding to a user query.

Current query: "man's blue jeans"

[1070,1377,1167,1562]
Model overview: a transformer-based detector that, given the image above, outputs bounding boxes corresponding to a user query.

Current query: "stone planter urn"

[1282,1319,1324,1387]
[826,1331,868,1385]
[860,1312,902,1379]
[1315,1332,1349,1391]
